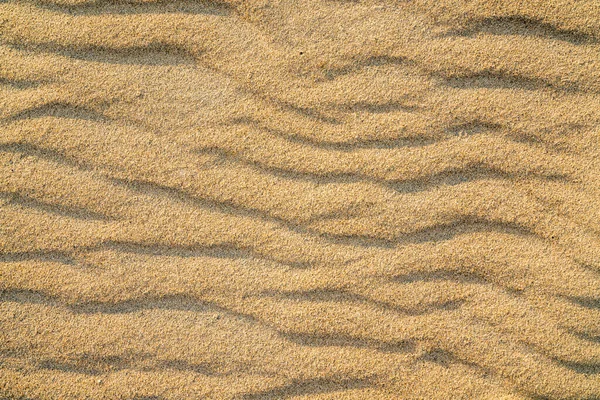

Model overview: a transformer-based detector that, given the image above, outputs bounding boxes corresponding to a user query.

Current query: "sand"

[1,0,600,398]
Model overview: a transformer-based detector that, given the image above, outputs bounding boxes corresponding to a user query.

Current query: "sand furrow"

[444,15,600,45]
[14,0,233,16]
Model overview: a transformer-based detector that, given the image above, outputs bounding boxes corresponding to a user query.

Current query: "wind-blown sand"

[1,0,600,398]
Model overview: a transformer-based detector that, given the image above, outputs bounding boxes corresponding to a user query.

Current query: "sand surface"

[2,0,600,399]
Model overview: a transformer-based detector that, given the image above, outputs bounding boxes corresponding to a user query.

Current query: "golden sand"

[1,0,600,398]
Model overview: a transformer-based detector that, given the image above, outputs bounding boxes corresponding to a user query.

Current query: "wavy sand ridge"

[2,1,600,399]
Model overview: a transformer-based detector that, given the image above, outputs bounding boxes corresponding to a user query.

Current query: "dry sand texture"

[2,0,600,399]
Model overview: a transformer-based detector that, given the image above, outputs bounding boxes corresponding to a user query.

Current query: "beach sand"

[1,0,600,398]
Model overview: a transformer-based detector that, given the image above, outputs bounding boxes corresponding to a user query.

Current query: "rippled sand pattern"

[2,1,600,399]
